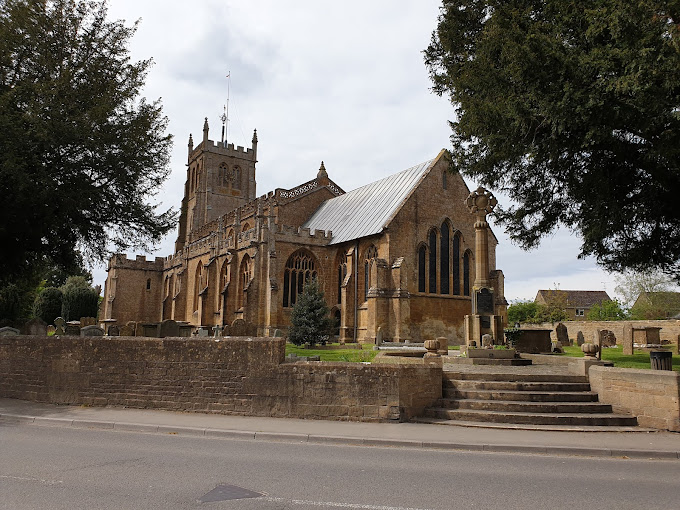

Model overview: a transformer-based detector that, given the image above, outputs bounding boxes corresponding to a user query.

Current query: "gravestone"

[212,325,223,338]
[0,326,20,336]
[54,317,65,335]
[22,318,48,336]
[159,319,180,338]
[576,331,585,346]
[65,323,81,336]
[481,334,493,347]
[47,325,56,335]
[119,323,135,336]
[80,317,96,327]
[622,323,633,355]
[81,325,104,336]
[196,328,209,337]
[600,329,616,347]
[555,323,569,346]
[273,329,283,338]
[231,319,247,336]
[107,325,120,336]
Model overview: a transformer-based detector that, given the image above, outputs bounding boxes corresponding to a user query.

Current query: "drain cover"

[199,484,262,503]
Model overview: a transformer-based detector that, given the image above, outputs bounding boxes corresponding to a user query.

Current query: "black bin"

[650,350,673,371]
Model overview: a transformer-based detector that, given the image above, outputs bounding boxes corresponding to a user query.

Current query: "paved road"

[2,423,679,510]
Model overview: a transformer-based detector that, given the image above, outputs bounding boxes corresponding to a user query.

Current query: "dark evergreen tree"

[32,287,64,325]
[0,0,175,287]
[425,1,680,280]
[288,278,334,346]
[60,276,99,321]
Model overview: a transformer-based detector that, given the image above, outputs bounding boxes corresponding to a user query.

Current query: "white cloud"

[92,0,619,303]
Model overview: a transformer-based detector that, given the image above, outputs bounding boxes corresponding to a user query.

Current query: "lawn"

[285,343,377,362]
[558,345,680,371]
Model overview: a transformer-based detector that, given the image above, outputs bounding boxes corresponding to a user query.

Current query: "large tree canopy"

[0,0,175,285]
[425,1,680,280]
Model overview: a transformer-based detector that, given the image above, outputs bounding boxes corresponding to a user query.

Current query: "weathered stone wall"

[589,366,680,432]
[0,336,441,422]
[523,320,680,346]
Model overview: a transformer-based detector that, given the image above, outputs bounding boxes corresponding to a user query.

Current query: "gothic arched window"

[453,233,461,295]
[418,245,426,293]
[441,222,450,295]
[364,245,377,301]
[238,255,252,309]
[218,163,228,187]
[283,250,317,308]
[463,251,471,296]
[193,262,204,313]
[233,166,242,190]
[337,260,346,304]
[428,230,437,293]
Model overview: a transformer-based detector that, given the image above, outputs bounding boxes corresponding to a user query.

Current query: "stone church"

[101,119,507,344]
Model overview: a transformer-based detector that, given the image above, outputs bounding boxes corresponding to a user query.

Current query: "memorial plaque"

[476,288,494,315]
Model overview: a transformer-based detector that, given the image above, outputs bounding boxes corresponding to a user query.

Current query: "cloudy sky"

[95,0,625,302]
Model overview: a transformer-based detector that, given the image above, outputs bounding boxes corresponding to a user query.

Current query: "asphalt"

[2,397,679,460]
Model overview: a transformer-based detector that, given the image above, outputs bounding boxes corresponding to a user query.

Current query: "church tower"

[175,118,258,251]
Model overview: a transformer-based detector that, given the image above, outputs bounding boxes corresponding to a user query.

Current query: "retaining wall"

[523,320,680,346]
[589,365,680,432]
[0,335,441,422]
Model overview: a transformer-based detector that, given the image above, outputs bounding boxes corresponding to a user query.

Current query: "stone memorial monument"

[463,187,504,346]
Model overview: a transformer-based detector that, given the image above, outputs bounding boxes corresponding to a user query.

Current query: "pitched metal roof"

[303,159,434,245]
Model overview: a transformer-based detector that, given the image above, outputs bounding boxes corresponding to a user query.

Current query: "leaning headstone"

[622,323,633,355]
[65,323,81,336]
[0,326,20,336]
[119,323,135,336]
[555,323,569,346]
[22,318,48,336]
[576,331,585,346]
[54,317,65,335]
[159,319,180,338]
[81,325,104,336]
[107,325,120,336]
[231,318,246,336]
[80,317,96,327]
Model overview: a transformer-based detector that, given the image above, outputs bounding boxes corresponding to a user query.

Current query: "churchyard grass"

[559,345,680,371]
[285,343,378,362]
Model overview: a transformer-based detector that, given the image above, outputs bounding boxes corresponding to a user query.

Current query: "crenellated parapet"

[109,253,165,271]
[274,224,333,245]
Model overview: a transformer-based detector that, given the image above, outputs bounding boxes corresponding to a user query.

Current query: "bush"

[288,278,333,347]
[60,276,99,321]
[586,299,629,321]
[33,287,63,324]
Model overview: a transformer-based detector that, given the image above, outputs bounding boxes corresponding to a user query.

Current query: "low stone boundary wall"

[0,335,441,422]
[589,366,680,432]
[523,320,680,346]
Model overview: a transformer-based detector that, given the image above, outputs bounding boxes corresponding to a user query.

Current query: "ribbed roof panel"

[303,159,433,245]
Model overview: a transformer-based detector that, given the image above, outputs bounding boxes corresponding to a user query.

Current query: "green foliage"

[503,327,521,347]
[507,298,569,324]
[60,276,99,321]
[288,278,334,346]
[559,345,679,372]
[507,300,540,324]
[425,1,680,280]
[0,0,175,287]
[586,299,629,321]
[32,287,63,324]
[285,344,377,363]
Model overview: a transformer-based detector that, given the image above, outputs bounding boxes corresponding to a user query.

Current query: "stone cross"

[465,186,497,308]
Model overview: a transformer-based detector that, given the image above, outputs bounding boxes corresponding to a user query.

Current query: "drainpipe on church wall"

[354,241,359,343]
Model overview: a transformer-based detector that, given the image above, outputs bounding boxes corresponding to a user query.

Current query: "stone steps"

[444,389,599,402]
[435,398,612,414]
[422,368,639,429]
[446,380,593,392]
[423,408,638,426]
